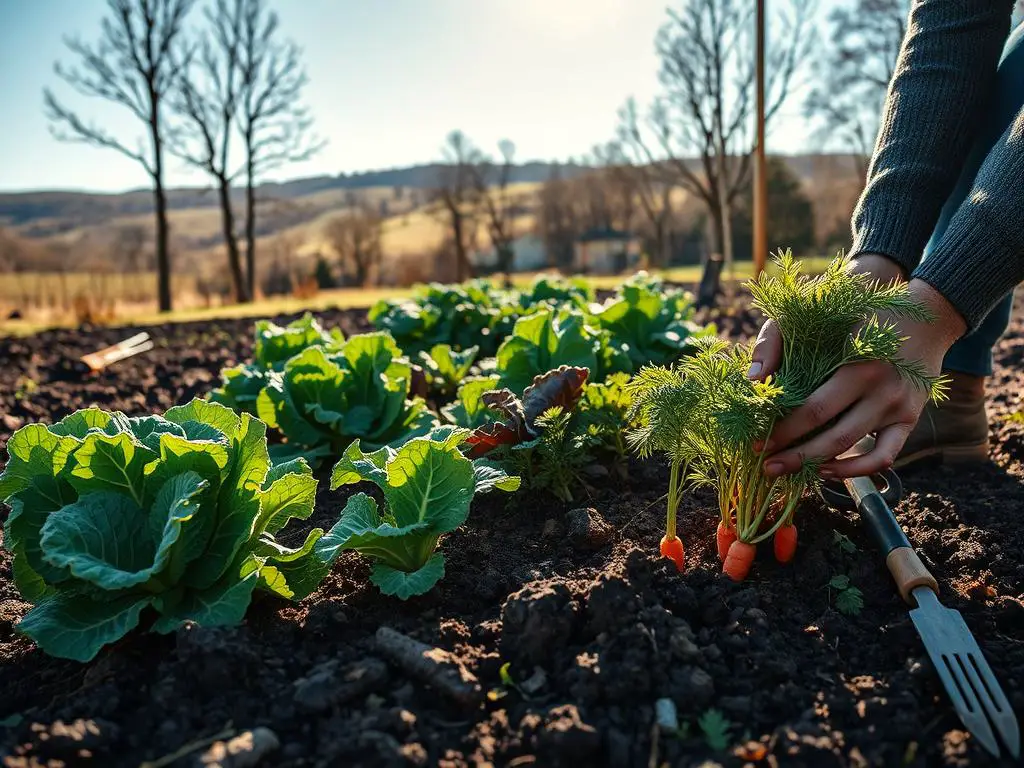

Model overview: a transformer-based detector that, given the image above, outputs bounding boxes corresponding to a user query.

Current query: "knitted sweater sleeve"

[913,108,1024,330]
[849,1,1012,299]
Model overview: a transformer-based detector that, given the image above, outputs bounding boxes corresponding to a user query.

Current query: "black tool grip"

[858,492,912,555]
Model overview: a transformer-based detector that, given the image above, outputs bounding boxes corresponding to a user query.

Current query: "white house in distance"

[573,228,642,274]
[471,233,549,272]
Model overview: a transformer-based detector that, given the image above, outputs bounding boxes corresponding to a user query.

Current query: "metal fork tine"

[911,588,1020,758]
[928,649,1000,756]
[965,650,1021,759]
[952,653,1001,756]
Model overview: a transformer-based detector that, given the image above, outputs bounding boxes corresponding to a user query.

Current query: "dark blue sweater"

[850,0,1022,331]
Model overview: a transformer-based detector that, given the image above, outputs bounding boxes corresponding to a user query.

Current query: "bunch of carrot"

[625,251,947,581]
[625,339,802,581]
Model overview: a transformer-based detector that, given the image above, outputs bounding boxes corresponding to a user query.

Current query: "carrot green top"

[850,0,1024,332]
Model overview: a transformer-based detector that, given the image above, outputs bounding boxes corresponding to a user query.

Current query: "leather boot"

[895,371,989,469]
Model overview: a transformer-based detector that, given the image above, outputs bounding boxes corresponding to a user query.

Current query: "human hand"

[747,258,966,478]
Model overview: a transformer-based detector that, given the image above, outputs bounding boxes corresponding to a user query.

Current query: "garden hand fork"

[820,438,1020,759]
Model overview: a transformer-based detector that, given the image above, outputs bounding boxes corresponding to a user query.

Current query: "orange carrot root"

[774,523,798,564]
[716,521,736,561]
[660,534,685,572]
[722,540,756,581]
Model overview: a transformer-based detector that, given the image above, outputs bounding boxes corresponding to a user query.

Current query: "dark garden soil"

[1,297,1022,767]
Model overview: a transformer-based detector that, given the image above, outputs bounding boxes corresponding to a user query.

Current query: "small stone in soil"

[669,666,715,710]
[566,507,614,551]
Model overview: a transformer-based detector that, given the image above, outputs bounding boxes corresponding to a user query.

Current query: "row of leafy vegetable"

[0,273,705,662]
[0,257,944,662]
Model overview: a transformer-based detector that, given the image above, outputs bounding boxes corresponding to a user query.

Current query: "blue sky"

[0,0,837,193]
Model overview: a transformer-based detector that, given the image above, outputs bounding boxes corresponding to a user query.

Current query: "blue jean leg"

[943,293,1014,376]
[920,21,1024,376]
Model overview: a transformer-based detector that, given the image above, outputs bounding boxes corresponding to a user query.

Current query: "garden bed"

[1,296,1022,767]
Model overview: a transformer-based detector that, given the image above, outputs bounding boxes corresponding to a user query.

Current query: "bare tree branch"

[649,0,815,266]
[235,0,323,298]
[431,130,484,281]
[43,0,196,312]
[324,204,383,287]
[805,0,907,180]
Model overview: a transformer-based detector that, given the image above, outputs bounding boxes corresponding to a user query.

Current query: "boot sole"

[894,441,990,470]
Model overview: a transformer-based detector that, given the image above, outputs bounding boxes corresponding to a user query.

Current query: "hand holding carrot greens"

[749,254,966,479]
[626,252,947,580]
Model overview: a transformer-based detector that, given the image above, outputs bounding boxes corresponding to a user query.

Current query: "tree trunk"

[450,209,473,282]
[653,218,668,269]
[153,180,172,312]
[150,120,172,313]
[245,147,257,300]
[708,203,726,261]
[217,177,248,303]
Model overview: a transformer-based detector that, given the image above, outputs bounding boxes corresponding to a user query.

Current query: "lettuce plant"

[441,375,501,429]
[417,343,479,397]
[368,275,596,358]
[211,313,343,414]
[591,278,716,371]
[256,332,438,464]
[0,400,350,662]
[369,280,511,357]
[495,308,628,393]
[626,252,947,579]
[328,428,519,598]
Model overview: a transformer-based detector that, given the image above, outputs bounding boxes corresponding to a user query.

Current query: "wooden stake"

[753,0,769,278]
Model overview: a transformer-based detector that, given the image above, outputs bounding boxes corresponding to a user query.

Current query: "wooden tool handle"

[885,546,939,604]
[846,475,939,605]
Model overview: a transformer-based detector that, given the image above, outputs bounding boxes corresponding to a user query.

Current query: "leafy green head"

[328,428,519,598]
[256,332,439,464]
[496,308,626,393]
[210,312,344,414]
[418,343,480,397]
[592,278,713,371]
[0,400,347,662]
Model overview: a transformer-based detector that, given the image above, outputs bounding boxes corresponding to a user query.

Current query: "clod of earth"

[374,626,483,708]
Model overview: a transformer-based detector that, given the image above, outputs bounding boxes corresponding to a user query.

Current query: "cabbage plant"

[256,332,437,464]
[329,428,519,598]
[0,400,349,662]
[211,312,343,414]
[590,279,715,371]
[495,307,628,393]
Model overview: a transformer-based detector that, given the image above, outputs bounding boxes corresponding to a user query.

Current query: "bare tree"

[650,0,813,270]
[432,131,481,282]
[237,0,323,300]
[535,164,577,270]
[805,0,907,181]
[44,0,195,312]
[262,229,302,295]
[169,0,248,301]
[473,139,518,278]
[589,144,637,236]
[609,99,676,267]
[324,205,383,287]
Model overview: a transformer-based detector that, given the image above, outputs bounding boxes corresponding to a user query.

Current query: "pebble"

[566,507,614,551]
